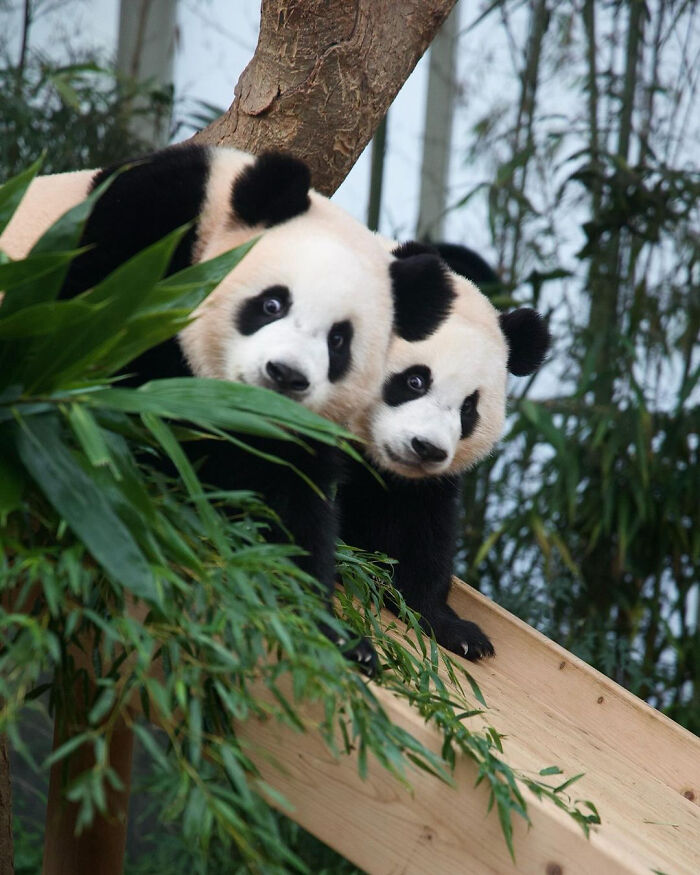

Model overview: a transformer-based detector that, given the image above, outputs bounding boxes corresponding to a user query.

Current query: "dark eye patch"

[383,365,432,407]
[460,389,480,439]
[236,284,291,335]
[327,320,353,382]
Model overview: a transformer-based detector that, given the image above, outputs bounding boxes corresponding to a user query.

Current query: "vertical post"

[0,734,12,875]
[367,114,388,232]
[42,718,134,875]
[416,5,458,240]
[116,0,178,147]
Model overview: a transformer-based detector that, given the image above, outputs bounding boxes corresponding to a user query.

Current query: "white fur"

[181,149,395,424]
[351,267,509,478]
[0,171,94,264]
[1,149,396,426]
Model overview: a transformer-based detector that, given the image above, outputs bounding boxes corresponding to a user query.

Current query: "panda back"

[0,170,94,260]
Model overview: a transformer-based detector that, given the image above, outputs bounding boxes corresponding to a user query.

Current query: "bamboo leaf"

[13,413,157,602]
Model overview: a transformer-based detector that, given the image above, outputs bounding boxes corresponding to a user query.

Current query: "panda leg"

[264,446,379,676]
[340,461,494,662]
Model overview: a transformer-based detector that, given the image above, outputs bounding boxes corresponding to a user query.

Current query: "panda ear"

[499,308,550,376]
[392,240,439,260]
[231,151,311,227]
[390,254,455,341]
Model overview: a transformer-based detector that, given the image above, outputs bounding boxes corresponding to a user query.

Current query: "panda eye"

[407,374,425,392]
[329,330,345,350]
[462,397,473,413]
[263,296,283,316]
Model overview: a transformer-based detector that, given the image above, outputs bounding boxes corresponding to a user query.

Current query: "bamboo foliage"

[0,164,601,871]
[456,0,699,731]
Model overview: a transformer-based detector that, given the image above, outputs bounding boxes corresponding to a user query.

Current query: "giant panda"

[1,145,451,672]
[340,241,550,660]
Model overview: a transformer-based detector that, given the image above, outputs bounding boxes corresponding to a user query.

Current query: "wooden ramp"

[237,579,700,874]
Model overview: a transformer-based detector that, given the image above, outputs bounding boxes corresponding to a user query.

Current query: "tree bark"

[0,734,12,875]
[191,0,458,195]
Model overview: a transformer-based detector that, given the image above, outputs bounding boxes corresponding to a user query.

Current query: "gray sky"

[3,0,495,246]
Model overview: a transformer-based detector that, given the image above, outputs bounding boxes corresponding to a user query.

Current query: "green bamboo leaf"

[14,413,158,602]
[21,227,187,391]
[0,156,43,236]
[0,451,26,522]
[0,250,82,291]
[88,379,353,443]
[145,237,259,313]
[0,173,117,318]
[141,412,230,558]
[65,403,116,472]
[0,299,98,339]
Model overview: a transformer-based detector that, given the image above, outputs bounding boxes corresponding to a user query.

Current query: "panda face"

[179,155,396,424]
[222,231,390,419]
[365,291,509,478]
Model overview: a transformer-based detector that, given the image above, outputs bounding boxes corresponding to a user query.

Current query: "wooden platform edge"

[447,578,700,801]
[237,673,647,875]
[229,576,700,875]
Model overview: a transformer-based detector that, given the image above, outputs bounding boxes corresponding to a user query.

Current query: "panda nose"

[266,361,310,393]
[411,437,447,463]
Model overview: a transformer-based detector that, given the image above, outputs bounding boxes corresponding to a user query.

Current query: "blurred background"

[1,0,698,870]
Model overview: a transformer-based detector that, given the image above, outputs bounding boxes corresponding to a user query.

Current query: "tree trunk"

[117,0,178,147]
[191,0,458,195]
[416,5,458,241]
[0,734,12,875]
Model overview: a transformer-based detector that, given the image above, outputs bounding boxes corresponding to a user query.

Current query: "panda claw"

[461,642,469,657]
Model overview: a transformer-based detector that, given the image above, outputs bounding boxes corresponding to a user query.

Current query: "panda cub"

[341,242,550,660]
[1,146,445,671]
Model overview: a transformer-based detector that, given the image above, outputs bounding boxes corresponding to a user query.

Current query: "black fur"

[389,254,455,341]
[392,240,439,260]
[62,143,211,301]
[433,242,503,296]
[395,240,504,298]
[382,365,431,407]
[236,285,291,336]
[56,145,375,672]
[231,152,311,228]
[327,320,353,383]
[59,144,212,386]
[460,389,480,440]
[499,308,551,376]
[339,462,494,660]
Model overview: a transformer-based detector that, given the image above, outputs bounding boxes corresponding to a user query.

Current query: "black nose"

[265,361,310,392]
[411,437,447,463]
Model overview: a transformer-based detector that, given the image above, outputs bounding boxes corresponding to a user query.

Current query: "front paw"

[320,622,379,677]
[430,615,495,661]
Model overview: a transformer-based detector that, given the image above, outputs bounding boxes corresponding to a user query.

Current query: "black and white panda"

[431,241,504,298]
[1,146,450,671]
[340,241,550,660]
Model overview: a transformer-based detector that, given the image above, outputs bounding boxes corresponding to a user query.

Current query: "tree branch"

[191,0,458,194]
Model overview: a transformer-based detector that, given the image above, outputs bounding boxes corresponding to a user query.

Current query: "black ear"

[392,240,439,260]
[499,308,550,376]
[390,254,455,341]
[231,151,311,227]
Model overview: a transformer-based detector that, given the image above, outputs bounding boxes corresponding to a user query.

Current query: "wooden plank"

[229,580,699,874]
[239,676,645,875]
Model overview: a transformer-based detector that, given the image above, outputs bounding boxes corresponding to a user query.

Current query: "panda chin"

[382,445,447,479]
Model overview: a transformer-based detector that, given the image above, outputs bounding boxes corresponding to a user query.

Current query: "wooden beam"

[230,579,700,874]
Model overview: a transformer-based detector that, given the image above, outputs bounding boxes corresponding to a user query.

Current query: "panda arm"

[340,461,494,660]
[60,145,210,299]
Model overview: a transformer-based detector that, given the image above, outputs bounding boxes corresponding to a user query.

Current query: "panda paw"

[320,623,379,677]
[432,616,495,662]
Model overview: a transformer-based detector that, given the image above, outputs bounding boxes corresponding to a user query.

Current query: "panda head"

[179,150,404,424]
[352,241,551,479]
